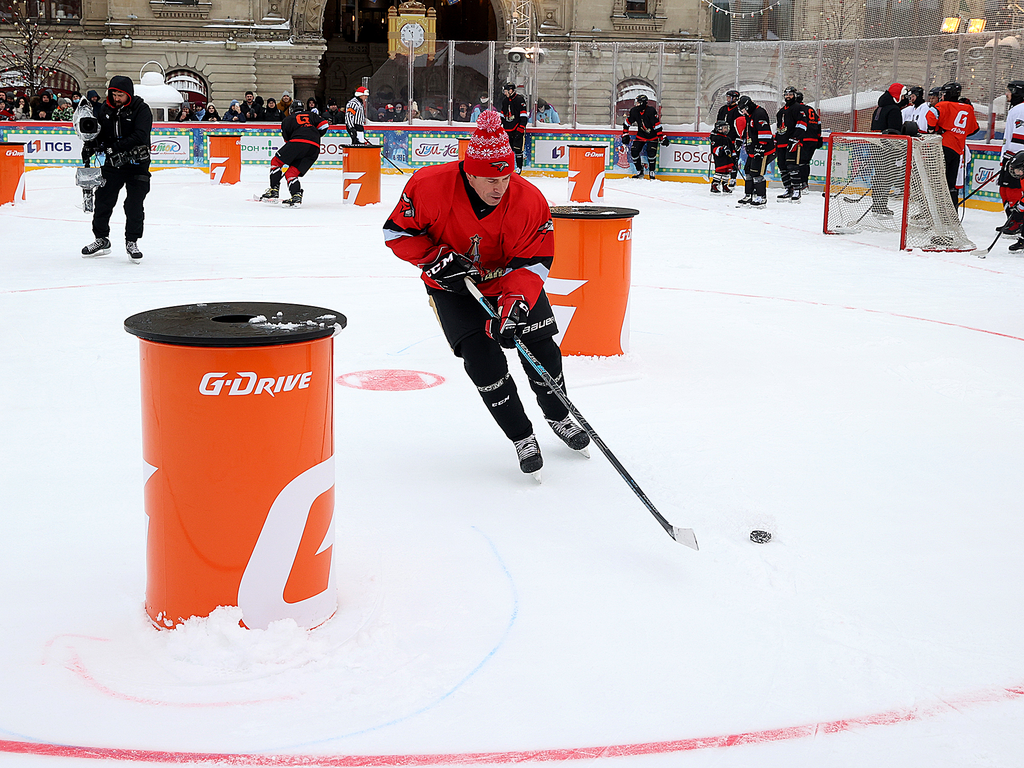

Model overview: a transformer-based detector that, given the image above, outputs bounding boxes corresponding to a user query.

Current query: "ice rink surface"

[2,165,1024,768]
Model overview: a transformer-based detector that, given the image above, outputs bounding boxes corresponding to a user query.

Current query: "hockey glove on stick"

[486,293,529,349]
[421,247,478,294]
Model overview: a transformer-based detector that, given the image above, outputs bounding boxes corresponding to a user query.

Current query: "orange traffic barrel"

[124,302,346,630]
[547,206,639,356]
[343,145,381,205]
[567,144,607,203]
[0,142,26,205]
[208,134,242,184]
[458,137,471,160]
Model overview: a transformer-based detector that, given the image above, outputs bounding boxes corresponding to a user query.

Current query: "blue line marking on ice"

[278,526,519,749]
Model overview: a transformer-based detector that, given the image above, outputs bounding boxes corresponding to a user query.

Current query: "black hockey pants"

[92,165,151,242]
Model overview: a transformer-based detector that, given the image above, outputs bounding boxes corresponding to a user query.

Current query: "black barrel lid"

[550,205,640,219]
[124,302,346,347]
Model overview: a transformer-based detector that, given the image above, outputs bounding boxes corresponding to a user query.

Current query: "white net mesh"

[824,133,976,252]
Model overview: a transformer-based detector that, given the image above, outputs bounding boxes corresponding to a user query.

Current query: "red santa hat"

[463,110,515,177]
[355,86,369,97]
[887,83,904,100]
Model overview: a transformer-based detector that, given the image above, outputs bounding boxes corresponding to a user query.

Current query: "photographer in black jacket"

[80,75,153,262]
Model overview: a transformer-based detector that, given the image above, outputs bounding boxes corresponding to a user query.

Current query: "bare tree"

[816,0,863,99]
[0,2,72,95]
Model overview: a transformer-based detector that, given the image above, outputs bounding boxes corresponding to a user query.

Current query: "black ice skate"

[260,186,279,200]
[514,434,543,481]
[721,183,733,194]
[710,180,722,193]
[1009,238,1024,252]
[126,240,143,262]
[790,187,802,202]
[81,237,111,257]
[749,195,767,207]
[282,190,303,207]
[737,195,753,205]
[777,188,793,199]
[631,171,644,179]
[547,415,590,457]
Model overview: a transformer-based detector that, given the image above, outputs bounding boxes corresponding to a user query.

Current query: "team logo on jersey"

[466,234,482,266]
[490,160,510,172]
[399,192,416,218]
[539,219,554,234]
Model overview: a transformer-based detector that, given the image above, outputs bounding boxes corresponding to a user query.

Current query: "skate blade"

[529,470,542,484]
[577,446,591,459]
[81,249,110,258]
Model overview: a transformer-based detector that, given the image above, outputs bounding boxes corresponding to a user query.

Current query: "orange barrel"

[0,142,26,205]
[547,206,639,356]
[208,134,242,184]
[343,144,381,205]
[458,137,471,160]
[567,144,607,203]
[124,302,347,631]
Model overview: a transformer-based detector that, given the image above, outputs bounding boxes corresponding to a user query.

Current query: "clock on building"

[388,1,437,59]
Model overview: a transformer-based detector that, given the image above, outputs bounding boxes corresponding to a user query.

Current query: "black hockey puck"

[750,530,772,544]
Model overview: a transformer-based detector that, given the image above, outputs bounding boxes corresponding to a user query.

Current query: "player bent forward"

[383,110,590,477]
[261,103,330,206]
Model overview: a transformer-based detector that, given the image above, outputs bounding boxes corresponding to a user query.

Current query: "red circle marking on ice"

[336,369,445,391]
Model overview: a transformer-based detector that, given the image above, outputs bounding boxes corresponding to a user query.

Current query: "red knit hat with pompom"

[464,110,515,177]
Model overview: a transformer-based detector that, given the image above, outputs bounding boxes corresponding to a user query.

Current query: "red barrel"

[567,144,607,203]
[124,303,346,630]
[547,206,639,356]
[208,134,242,184]
[343,145,381,205]
[0,142,26,205]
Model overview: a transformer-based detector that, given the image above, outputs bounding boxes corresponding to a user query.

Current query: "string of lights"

[699,0,786,18]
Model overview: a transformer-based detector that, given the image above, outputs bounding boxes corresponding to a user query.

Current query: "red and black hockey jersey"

[743,104,775,156]
[281,110,330,147]
[500,93,528,134]
[622,104,663,144]
[383,161,554,307]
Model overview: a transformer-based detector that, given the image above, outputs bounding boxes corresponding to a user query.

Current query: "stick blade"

[671,527,699,550]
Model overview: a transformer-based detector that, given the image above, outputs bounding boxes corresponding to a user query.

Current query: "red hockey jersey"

[384,161,554,307]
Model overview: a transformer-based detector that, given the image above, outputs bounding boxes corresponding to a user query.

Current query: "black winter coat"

[871,91,903,134]
[92,75,153,170]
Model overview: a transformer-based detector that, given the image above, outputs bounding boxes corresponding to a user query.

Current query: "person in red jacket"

[926,81,979,208]
[383,110,590,478]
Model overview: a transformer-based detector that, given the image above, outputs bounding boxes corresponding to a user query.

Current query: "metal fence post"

[851,39,860,131]
[695,40,703,130]
[447,40,454,125]
[611,42,619,129]
[572,42,579,129]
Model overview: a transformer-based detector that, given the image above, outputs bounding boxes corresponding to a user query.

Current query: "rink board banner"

[0,123,1003,200]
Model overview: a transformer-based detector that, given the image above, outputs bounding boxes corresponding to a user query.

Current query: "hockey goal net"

[823,133,975,252]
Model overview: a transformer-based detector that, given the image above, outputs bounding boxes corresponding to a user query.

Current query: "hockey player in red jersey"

[708,120,737,194]
[622,94,668,179]
[260,103,330,206]
[384,110,590,478]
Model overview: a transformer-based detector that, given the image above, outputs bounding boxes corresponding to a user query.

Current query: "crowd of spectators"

[0,88,96,121]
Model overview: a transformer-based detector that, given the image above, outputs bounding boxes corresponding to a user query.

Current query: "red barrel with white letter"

[343,145,381,205]
[208,134,242,184]
[0,142,26,205]
[547,206,639,356]
[124,303,346,630]
[567,144,607,203]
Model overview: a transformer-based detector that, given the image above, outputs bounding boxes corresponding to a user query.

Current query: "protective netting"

[824,133,976,252]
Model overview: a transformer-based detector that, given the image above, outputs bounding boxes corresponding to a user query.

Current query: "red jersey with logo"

[383,161,554,306]
[927,101,979,155]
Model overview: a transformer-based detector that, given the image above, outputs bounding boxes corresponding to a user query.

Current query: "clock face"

[399,22,425,47]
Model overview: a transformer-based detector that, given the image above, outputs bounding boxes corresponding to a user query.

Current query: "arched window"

[615,78,656,124]
[167,69,209,109]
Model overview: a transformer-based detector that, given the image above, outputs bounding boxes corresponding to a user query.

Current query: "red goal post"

[822,132,975,252]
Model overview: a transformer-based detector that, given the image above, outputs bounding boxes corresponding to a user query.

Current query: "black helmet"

[928,86,942,98]
[794,90,804,103]
[941,81,962,101]
[1008,80,1024,105]
[636,94,648,106]
[725,89,740,103]
[503,82,516,91]
[736,94,754,113]
[908,86,924,103]
[902,120,920,137]
[714,120,730,134]
[1009,151,1024,179]
[783,85,798,101]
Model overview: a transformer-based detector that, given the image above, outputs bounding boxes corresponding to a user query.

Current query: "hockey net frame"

[822,133,976,252]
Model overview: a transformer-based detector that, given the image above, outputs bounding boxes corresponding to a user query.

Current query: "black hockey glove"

[621,135,630,146]
[661,135,670,147]
[421,247,477,294]
[486,293,529,349]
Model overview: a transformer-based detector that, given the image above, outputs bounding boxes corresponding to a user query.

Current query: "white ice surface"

[2,166,1024,767]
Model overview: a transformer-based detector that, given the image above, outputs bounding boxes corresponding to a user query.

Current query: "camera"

[508,46,526,63]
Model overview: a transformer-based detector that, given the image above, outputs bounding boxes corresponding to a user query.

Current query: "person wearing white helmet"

[346,85,370,145]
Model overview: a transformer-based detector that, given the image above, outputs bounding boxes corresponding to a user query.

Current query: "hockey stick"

[958,171,998,222]
[380,150,407,174]
[974,216,1010,258]
[464,278,698,550]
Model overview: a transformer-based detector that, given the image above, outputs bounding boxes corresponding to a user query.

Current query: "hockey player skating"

[383,110,590,479]
[499,82,528,173]
[345,86,370,145]
[708,121,737,194]
[715,89,742,190]
[622,94,668,179]
[995,151,1024,251]
[260,104,330,206]
[80,75,153,263]
[735,95,774,206]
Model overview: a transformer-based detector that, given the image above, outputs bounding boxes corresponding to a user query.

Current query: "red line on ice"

[2,683,1022,765]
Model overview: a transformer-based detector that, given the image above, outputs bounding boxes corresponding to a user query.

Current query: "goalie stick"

[464,278,698,550]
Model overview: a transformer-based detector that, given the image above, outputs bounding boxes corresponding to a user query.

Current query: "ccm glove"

[486,294,529,349]
[421,247,476,293]
[621,135,630,146]
[661,135,670,147]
